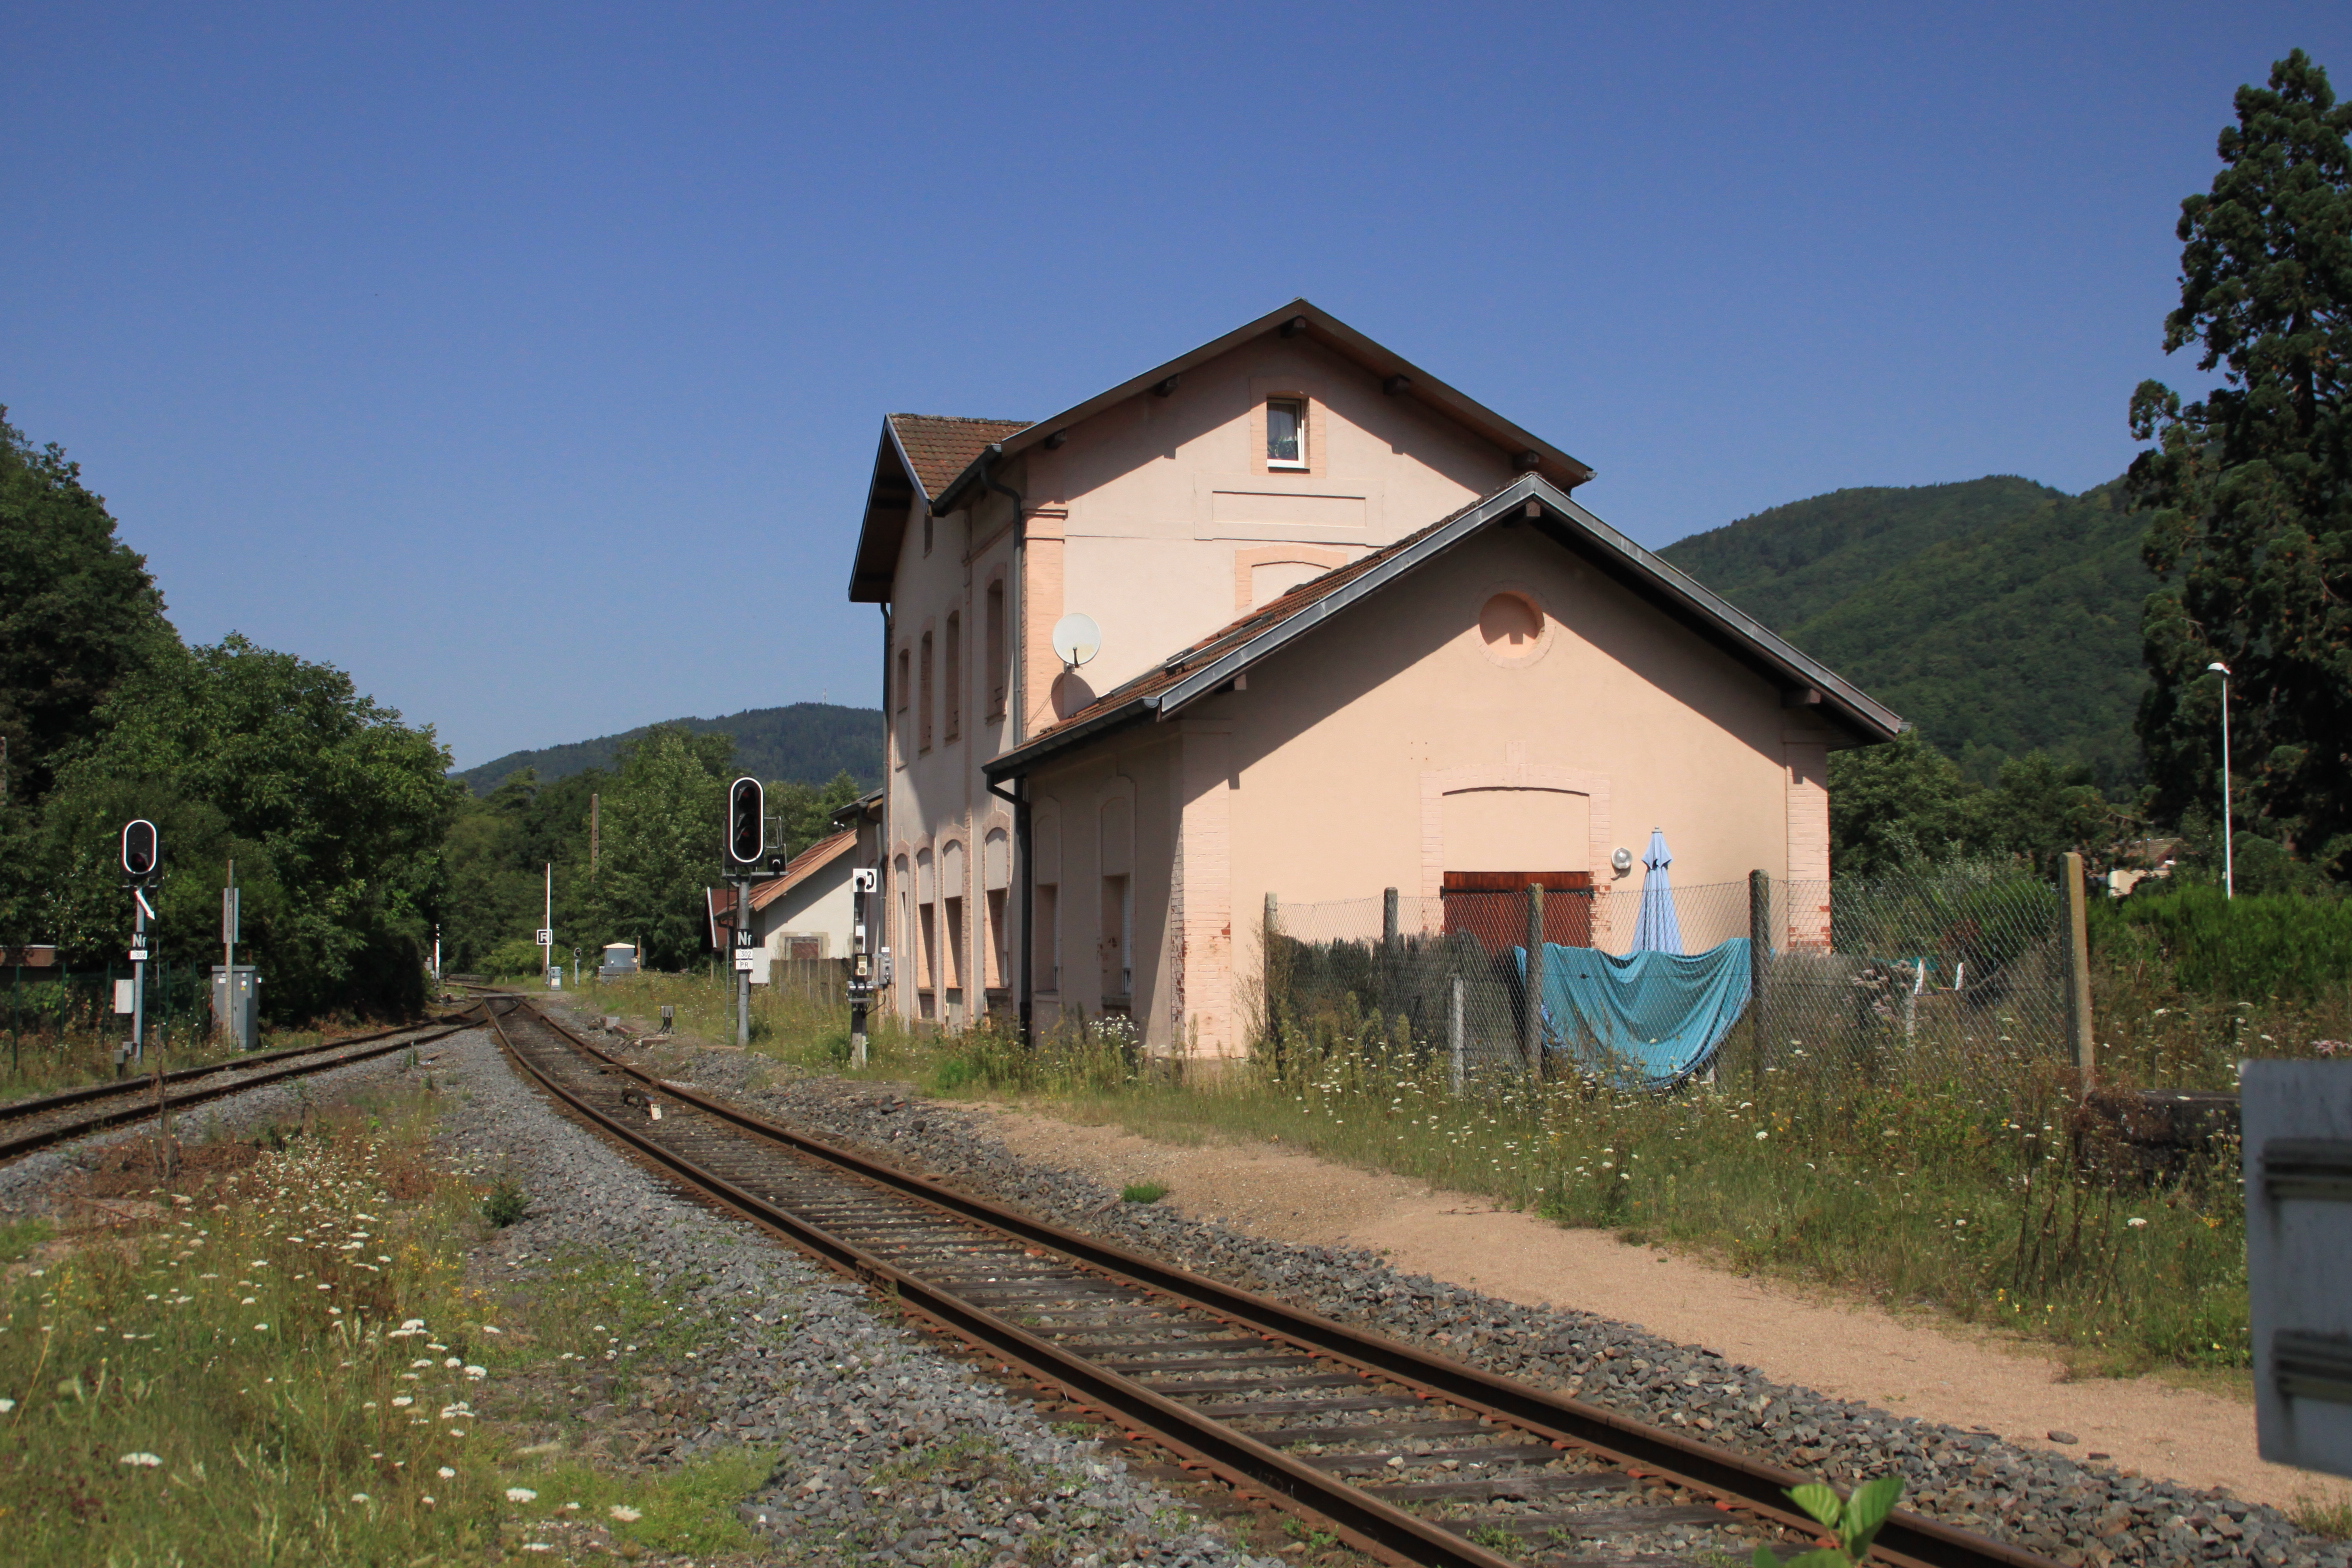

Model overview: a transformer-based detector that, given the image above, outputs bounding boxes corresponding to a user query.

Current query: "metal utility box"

[2245,1060,2352,1480]
[210,965,261,1051]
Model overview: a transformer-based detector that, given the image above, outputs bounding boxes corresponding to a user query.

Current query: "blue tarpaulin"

[1513,938,1752,1089]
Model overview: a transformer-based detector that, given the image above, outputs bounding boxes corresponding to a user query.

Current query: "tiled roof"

[709,829,863,930]
[887,415,1031,499]
[987,474,1907,777]
[748,828,860,911]
[1029,495,1487,740]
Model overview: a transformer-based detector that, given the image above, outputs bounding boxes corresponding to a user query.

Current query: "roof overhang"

[930,299,1596,516]
[849,419,926,604]
[985,475,1906,781]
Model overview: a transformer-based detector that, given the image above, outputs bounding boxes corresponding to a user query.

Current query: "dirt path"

[965,1102,2344,1515]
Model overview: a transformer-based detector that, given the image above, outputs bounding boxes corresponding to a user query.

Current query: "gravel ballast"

[431,1024,1277,1568]
[572,1033,2347,1568]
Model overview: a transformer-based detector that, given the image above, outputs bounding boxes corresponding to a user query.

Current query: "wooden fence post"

[1521,884,1546,1074]
[2063,851,2095,1085]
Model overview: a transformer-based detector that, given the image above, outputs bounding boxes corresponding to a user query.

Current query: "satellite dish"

[1052,613,1101,668]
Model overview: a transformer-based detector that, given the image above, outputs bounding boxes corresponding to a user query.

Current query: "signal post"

[724,777,781,1048]
[121,820,160,1067]
[848,867,877,1068]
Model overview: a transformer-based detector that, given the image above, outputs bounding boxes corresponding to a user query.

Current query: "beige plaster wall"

[882,489,1019,1026]
[1025,522,1844,1057]
[878,328,1542,1032]
[1031,336,1519,698]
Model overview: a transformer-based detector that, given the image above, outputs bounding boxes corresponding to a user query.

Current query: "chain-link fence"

[1260,866,2074,1109]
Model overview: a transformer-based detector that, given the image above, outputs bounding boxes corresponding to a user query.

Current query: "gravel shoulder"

[956,1102,2307,1512]
[435,1021,1280,1567]
[1,1013,1283,1568]
[566,1020,2348,1568]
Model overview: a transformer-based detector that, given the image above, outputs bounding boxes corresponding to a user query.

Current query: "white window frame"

[1266,397,1307,470]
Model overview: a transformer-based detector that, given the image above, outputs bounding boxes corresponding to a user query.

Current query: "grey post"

[1449,974,1465,1096]
[1263,890,1279,1015]
[737,877,753,1048]
[2062,851,2094,1084]
[1747,870,1771,1090]
[1521,883,1546,1074]
[132,892,147,1062]
[1382,887,1400,954]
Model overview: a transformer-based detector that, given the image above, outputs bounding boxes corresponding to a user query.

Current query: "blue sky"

[7,2,2348,768]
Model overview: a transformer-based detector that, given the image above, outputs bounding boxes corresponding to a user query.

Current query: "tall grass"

[2089,886,2352,1090]
[2092,882,2352,1001]
[599,970,2256,1372]
[0,1089,765,1564]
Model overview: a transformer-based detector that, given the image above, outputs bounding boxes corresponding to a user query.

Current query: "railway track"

[487,999,2065,1568]
[0,1010,482,1164]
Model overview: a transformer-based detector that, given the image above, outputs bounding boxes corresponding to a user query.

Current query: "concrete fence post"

[1521,883,1546,1074]
[1262,891,1280,1051]
[2063,851,2095,1086]
[1449,974,1465,1096]
[1747,870,1771,1091]
[1382,887,1400,954]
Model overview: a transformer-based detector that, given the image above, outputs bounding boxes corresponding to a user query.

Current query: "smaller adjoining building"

[707,827,863,981]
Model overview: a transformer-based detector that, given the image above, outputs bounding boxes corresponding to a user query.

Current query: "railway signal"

[849,866,877,1068]
[122,819,159,880]
[722,777,767,1047]
[726,777,765,866]
[119,820,161,1070]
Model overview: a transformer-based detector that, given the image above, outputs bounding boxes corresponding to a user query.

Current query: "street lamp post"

[2207,661,2233,899]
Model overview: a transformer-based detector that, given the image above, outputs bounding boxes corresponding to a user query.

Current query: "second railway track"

[487,997,2065,1568]
[0,1010,483,1163]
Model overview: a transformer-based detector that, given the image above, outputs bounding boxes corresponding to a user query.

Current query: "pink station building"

[845,301,1902,1058]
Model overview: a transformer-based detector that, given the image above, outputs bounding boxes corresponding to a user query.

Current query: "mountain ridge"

[1658,474,2155,789]
[452,702,882,795]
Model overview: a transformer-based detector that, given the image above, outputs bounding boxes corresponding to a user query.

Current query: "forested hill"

[1658,475,2156,789]
[454,702,882,795]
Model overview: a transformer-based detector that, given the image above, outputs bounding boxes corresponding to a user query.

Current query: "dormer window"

[1266,398,1306,469]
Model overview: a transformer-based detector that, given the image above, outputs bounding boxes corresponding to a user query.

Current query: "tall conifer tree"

[2128,50,2352,877]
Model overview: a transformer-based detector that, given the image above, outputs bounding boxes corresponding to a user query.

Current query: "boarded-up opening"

[1440,870,1594,950]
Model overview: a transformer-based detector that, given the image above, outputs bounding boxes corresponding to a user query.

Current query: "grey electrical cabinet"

[2246,1060,2352,1481]
[211,965,261,1051]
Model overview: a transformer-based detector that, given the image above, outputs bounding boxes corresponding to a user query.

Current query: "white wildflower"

[609,1504,643,1522]
[119,1452,164,1467]
[2127,1216,2149,1229]
[438,1466,457,1479]
[506,1487,538,1502]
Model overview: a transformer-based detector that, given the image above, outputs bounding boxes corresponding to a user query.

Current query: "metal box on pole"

[2246,1060,2352,1479]
[210,965,260,1052]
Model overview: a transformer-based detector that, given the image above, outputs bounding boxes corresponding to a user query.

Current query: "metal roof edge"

[1534,483,1905,742]
[982,696,1155,781]
[930,300,1593,514]
[1152,478,1545,717]
[986,474,1906,777]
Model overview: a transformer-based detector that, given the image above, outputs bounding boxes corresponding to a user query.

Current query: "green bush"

[2093,882,2352,998]
[481,1177,530,1228]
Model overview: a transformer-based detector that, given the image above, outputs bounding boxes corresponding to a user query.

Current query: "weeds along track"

[488,1000,2067,1568]
[0,1010,483,1163]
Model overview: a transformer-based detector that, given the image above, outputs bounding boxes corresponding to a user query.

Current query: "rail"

[486,998,2064,1568]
